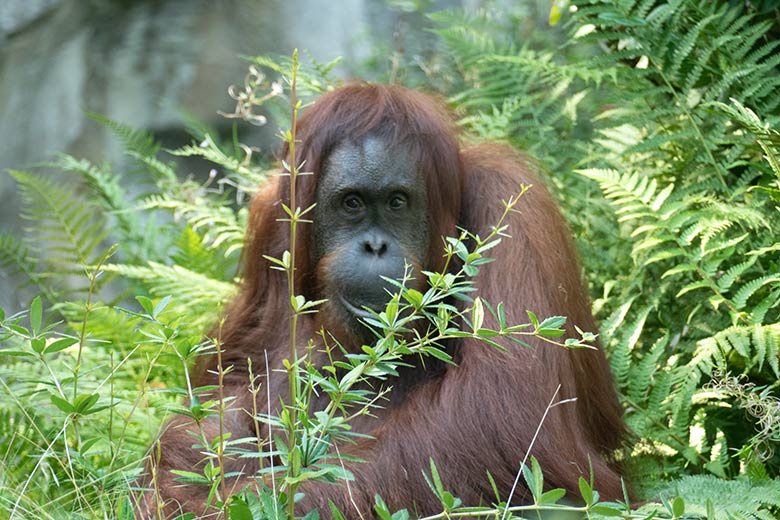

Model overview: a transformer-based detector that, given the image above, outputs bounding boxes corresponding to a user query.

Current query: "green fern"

[428,3,780,485]
[579,167,774,323]
[104,262,236,328]
[712,98,780,195]
[50,154,157,262]
[0,234,48,297]
[654,475,780,520]
[170,226,235,279]
[549,0,780,485]
[692,324,780,378]
[9,170,110,289]
[429,8,603,162]
[139,193,246,257]
[169,136,268,193]
[87,113,164,172]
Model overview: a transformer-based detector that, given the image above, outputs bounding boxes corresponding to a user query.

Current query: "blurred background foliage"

[1,0,780,518]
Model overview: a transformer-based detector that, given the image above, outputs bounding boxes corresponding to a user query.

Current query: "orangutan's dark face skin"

[313,136,429,327]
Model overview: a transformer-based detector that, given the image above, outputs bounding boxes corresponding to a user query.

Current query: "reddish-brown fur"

[140,84,626,518]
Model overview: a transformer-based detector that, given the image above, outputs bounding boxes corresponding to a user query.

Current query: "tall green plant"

[412,0,780,511]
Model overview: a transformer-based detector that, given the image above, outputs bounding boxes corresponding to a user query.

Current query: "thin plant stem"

[247,358,265,470]
[215,321,228,509]
[501,384,561,520]
[285,48,301,520]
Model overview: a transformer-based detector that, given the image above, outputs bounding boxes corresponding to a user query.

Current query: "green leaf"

[472,297,484,331]
[537,328,565,338]
[0,350,35,358]
[672,496,684,517]
[530,456,544,500]
[549,2,562,27]
[429,459,444,495]
[136,295,155,317]
[227,496,252,520]
[153,295,172,318]
[50,393,75,414]
[496,302,506,328]
[170,469,211,484]
[31,338,46,354]
[374,495,393,520]
[29,296,42,335]
[6,324,30,336]
[328,500,347,520]
[676,281,711,297]
[391,508,410,520]
[386,299,398,323]
[539,488,566,505]
[590,505,622,516]
[44,337,79,354]
[538,316,566,330]
[425,347,454,363]
[453,239,468,261]
[463,264,479,277]
[578,477,593,506]
[404,289,423,308]
[74,393,100,414]
[527,310,539,329]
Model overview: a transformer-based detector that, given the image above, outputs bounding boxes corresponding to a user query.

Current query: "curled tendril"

[218,65,283,126]
[706,370,780,461]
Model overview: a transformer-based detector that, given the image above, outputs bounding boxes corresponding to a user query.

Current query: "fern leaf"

[676,280,711,298]
[126,151,177,183]
[9,170,108,273]
[661,262,696,278]
[732,275,780,310]
[139,194,245,256]
[693,324,780,377]
[169,138,267,189]
[88,113,161,158]
[608,304,652,391]
[750,289,780,326]
[104,262,237,319]
[52,155,149,257]
[669,375,697,452]
[716,257,758,292]
[626,334,669,405]
[659,475,780,520]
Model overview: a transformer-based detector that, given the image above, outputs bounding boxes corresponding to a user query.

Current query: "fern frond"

[0,234,52,302]
[716,257,758,292]
[693,324,780,377]
[139,194,245,257]
[87,113,160,159]
[657,475,780,520]
[51,155,149,257]
[170,226,236,279]
[669,375,698,451]
[169,137,268,191]
[750,289,780,326]
[9,170,108,276]
[626,334,669,406]
[607,304,652,392]
[126,151,177,184]
[712,99,780,179]
[0,234,35,278]
[732,275,780,311]
[104,262,237,323]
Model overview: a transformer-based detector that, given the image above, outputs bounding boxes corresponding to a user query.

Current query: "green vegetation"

[2,1,780,518]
